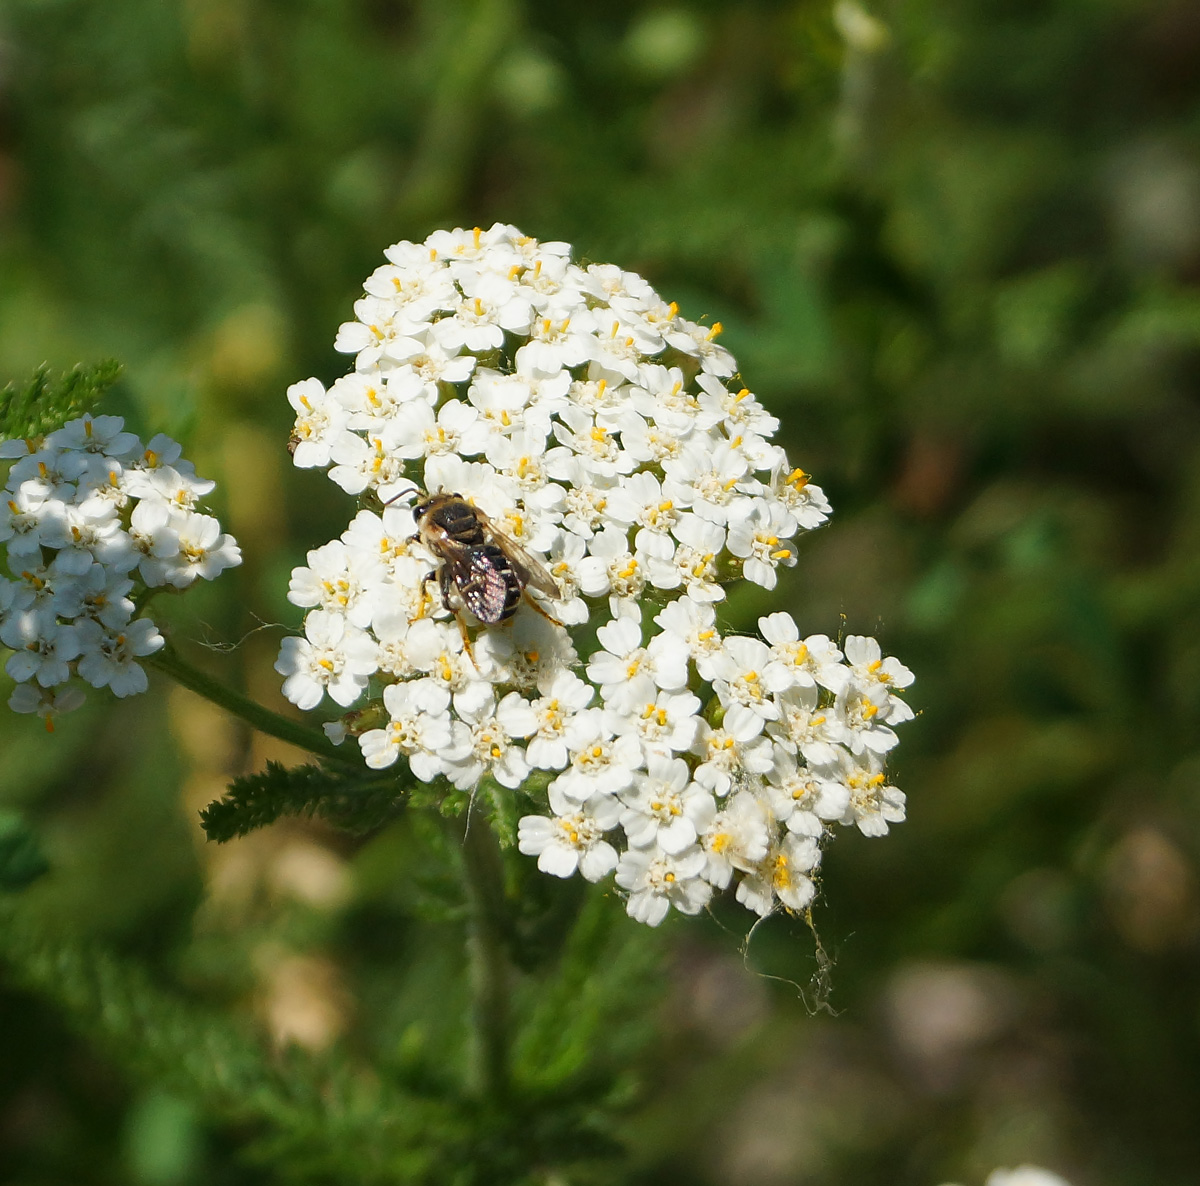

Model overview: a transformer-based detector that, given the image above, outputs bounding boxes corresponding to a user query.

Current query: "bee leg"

[437,566,454,610]
[412,570,439,620]
[453,610,480,671]
[438,567,481,671]
[521,590,563,627]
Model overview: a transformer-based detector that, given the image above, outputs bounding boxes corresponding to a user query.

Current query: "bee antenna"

[380,480,420,508]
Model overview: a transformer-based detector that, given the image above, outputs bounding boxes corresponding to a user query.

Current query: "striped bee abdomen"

[460,544,522,624]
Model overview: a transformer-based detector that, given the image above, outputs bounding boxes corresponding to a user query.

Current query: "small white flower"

[327,431,411,500]
[122,462,216,508]
[74,618,164,697]
[589,313,664,382]
[727,501,798,590]
[548,406,635,478]
[831,680,911,756]
[443,690,537,790]
[768,459,831,530]
[518,787,621,882]
[42,500,133,576]
[616,845,711,926]
[336,370,423,432]
[287,539,384,630]
[473,612,578,691]
[274,610,377,710]
[700,789,773,889]
[585,616,689,714]
[6,561,86,628]
[140,510,241,588]
[839,634,915,691]
[0,486,67,558]
[696,375,779,440]
[404,618,492,717]
[669,515,727,603]
[3,619,82,687]
[560,469,636,539]
[758,614,845,690]
[8,680,87,727]
[613,689,702,758]
[709,635,793,738]
[526,669,594,770]
[551,709,644,803]
[288,377,355,468]
[619,756,715,855]
[576,528,645,605]
[654,599,724,680]
[516,313,595,374]
[664,440,758,527]
[128,500,181,580]
[765,753,848,837]
[76,566,136,631]
[9,447,88,499]
[768,684,843,767]
[45,414,140,458]
[736,834,820,917]
[819,747,907,836]
[358,682,458,777]
[692,717,775,798]
[391,398,479,459]
[371,607,417,680]
[663,318,736,377]
[341,504,419,568]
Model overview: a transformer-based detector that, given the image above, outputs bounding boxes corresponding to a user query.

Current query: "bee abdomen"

[462,544,522,624]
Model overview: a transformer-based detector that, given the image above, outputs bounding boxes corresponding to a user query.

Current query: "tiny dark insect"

[413,492,560,628]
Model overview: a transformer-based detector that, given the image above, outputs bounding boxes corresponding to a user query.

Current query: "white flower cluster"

[280,223,914,926]
[0,414,242,726]
[940,1168,1072,1186]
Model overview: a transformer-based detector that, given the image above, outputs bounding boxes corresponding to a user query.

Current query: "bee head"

[413,490,467,523]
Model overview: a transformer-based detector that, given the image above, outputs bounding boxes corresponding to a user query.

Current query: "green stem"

[400,0,516,219]
[147,644,355,767]
[459,799,512,1105]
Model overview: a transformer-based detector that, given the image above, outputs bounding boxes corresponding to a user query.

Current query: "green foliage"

[0,906,303,1125]
[0,360,122,440]
[0,903,635,1185]
[200,761,411,842]
[4,0,1200,1184]
[0,809,50,892]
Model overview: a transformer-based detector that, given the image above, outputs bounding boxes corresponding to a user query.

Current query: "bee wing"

[460,548,516,624]
[476,512,561,599]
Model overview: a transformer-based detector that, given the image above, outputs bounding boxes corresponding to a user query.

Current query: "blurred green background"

[4,1,1200,1183]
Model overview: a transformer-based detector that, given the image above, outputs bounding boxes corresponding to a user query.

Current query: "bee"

[413,492,560,629]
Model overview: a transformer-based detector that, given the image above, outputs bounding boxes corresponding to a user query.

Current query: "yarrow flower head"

[280,222,913,927]
[0,415,241,727]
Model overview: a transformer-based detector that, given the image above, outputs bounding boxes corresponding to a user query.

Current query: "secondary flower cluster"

[0,415,241,725]
[279,222,913,926]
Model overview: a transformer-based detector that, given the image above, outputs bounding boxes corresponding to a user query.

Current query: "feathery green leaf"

[0,360,123,440]
[200,761,411,842]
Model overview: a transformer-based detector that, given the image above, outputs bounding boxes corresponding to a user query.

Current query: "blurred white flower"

[985,1169,1073,1186]
[0,415,240,719]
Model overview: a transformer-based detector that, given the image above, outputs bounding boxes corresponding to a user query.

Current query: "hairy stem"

[147,645,354,766]
[459,800,512,1105]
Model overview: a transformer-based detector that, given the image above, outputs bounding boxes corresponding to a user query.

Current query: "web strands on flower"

[278,221,913,927]
[0,415,242,725]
